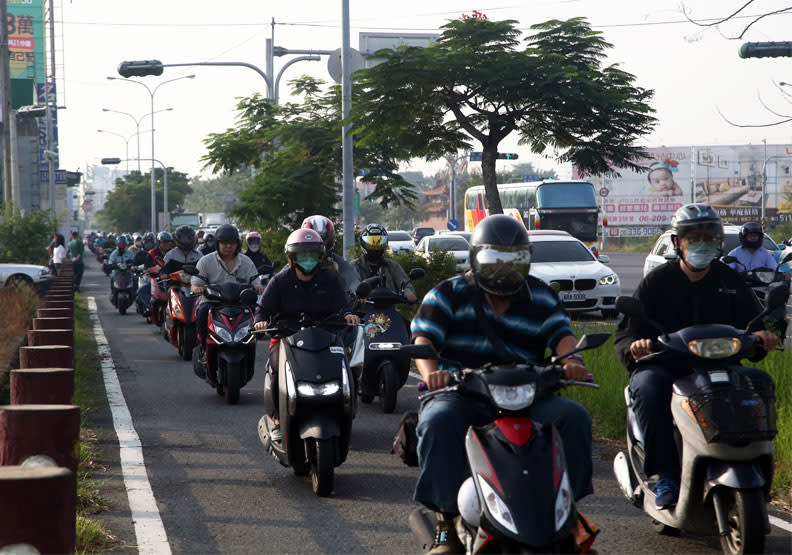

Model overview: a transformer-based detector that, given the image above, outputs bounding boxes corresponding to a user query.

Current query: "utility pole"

[0,0,12,211]
[341,0,354,259]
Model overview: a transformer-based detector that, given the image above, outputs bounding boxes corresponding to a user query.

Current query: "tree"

[351,16,656,214]
[183,171,251,214]
[96,169,192,232]
[202,77,419,231]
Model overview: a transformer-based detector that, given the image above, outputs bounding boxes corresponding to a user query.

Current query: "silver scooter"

[613,285,785,555]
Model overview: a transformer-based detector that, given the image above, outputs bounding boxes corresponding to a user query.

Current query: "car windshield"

[531,240,595,263]
[429,237,469,251]
[389,232,411,241]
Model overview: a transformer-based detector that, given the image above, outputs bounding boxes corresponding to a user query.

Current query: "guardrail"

[0,260,78,553]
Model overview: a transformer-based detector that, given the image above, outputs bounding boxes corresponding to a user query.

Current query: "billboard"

[8,0,46,82]
[574,144,792,235]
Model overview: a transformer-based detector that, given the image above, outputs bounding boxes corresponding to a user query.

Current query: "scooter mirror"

[663,252,678,260]
[576,332,612,351]
[615,295,643,317]
[548,281,561,294]
[257,263,273,275]
[721,255,738,264]
[239,288,258,306]
[765,283,789,311]
[400,343,438,360]
[781,252,792,265]
[182,265,199,276]
[409,268,425,281]
[355,281,372,298]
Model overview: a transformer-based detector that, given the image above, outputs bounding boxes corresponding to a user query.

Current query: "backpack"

[392,411,420,467]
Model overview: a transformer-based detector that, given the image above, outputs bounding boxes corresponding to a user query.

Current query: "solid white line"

[87,297,171,555]
[409,371,423,381]
[770,514,792,533]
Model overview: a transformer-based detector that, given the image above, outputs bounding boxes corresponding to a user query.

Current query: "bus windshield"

[537,183,597,208]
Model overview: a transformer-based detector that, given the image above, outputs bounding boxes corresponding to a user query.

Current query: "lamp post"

[106,74,194,231]
[101,107,173,172]
[96,130,132,172]
[101,157,168,230]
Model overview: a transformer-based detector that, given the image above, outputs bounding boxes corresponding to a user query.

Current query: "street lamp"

[101,107,173,172]
[102,157,169,231]
[96,130,133,172]
[106,74,195,231]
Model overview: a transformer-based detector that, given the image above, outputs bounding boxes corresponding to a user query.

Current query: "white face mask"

[685,242,719,270]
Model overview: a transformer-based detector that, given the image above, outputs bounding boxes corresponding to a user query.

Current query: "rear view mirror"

[239,288,258,306]
[721,255,737,264]
[257,263,273,275]
[182,265,199,275]
[548,281,561,294]
[615,296,642,318]
[400,343,438,359]
[598,254,610,264]
[575,333,612,351]
[355,281,372,298]
[765,283,789,312]
[663,252,678,261]
[409,268,425,280]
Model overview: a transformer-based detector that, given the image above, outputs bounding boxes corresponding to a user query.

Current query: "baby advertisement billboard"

[574,144,792,237]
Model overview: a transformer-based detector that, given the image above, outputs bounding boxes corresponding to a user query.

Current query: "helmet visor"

[472,245,532,294]
[362,234,388,251]
[677,222,723,244]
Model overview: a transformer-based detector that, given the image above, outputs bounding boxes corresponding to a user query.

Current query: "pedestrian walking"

[68,231,85,291]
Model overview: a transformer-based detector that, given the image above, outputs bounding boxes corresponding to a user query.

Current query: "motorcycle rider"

[130,233,144,254]
[726,221,777,272]
[145,231,173,269]
[411,214,592,553]
[352,223,417,302]
[302,215,360,297]
[614,203,778,510]
[133,232,157,308]
[191,224,265,362]
[108,235,136,305]
[162,225,202,267]
[253,229,360,439]
[199,233,217,256]
[241,231,271,270]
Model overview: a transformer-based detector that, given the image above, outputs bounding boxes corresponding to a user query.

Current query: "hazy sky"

[57,0,792,181]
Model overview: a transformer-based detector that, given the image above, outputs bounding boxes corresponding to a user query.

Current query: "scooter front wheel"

[719,488,766,555]
[379,362,399,414]
[309,438,335,497]
[180,325,196,361]
[224,361,241,405]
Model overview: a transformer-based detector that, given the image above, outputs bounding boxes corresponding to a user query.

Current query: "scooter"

[160,260,199,361]
[184,264,273,404]
[403,334,609,554]
[356,267,424,413]
[105,262,139,315]
[612,285,785,555]
[256,314,356,497]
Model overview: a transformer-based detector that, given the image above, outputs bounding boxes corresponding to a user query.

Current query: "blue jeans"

[137,280,151,307]
[414,392,593,514]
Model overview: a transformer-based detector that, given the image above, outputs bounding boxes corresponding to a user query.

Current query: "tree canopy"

[202,77,419,231]
[183,171,251,214]
[96,169,191,232]
[351,16,656,214]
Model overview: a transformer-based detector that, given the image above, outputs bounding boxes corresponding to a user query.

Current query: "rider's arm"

[613,275,662,372]
[554,334,588,381]
[389,260,417,300]
[411,282,454,390]
[254,276,281,325]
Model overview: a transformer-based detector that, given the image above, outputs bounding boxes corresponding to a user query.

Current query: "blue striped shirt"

[411,275,574,367]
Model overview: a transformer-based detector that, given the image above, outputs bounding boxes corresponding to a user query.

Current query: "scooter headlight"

[233,323,250,342]
[476,474,518,534]
[687,337,741,358]
[296,380,341,397]
[213,326,233,343]
[754,270,776,284]
[488,383,536,411]
[554,471,573,531]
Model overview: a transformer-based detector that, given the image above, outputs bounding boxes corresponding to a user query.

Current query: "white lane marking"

[409,371,422,381]
[770,514,792,533]
[87,297,171,555]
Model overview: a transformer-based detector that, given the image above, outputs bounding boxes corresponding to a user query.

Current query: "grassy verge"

[568,322,791,505]
[73,296,117,552]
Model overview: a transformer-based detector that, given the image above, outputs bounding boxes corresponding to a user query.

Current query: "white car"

[436,230,472,244]
[387,230,415,254]
[415,235,471,271]
[527,231,620,318]
[0,263,53,290]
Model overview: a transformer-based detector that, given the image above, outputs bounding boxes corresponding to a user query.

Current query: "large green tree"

[183,171,251,214]
[351,16,656,214]
[202,77,418,231]
[96,169,192,232]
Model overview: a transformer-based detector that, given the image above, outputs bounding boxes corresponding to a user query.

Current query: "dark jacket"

[614,259,763,372]
[254,266,351,324]
[243,249,272,271]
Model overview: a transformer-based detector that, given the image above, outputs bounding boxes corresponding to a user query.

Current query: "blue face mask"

[685,242,719,270]
[296,254,319,274]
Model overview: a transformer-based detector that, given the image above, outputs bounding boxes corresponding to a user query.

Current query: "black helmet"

[670,203,723,252]
[360,223,389,263]
[470,214,532,296]
[204,233,216,248]
[214,224,239,250]
[173,225,197,251]
[739,221,763,249]
[142,232,156,251]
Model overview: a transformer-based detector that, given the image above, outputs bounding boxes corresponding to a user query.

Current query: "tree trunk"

[481,145,503,214]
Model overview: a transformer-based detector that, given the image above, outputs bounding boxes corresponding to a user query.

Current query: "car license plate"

[561,292,586,302]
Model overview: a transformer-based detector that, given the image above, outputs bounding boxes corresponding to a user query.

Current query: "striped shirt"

[411,275,574,368]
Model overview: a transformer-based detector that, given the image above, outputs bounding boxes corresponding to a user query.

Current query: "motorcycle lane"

[81,256,791,554]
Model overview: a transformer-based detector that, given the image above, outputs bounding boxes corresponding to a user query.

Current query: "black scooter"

[256,314,356,496]
[356,267,424,413]
[104,262,139,315]
[403,334,609,553]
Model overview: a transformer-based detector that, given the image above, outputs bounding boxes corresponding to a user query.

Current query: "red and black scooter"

[402,333,609,554]
[160,260,199,361]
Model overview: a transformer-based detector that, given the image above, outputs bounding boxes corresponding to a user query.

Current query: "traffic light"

[496,153,519,160]
[117,60,164,78]
[739,42,792,59]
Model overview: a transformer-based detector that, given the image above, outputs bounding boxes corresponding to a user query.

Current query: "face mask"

[295,254,319,274]
[685,242,719,270]
[247,242,260,252]
[366,249,384,264]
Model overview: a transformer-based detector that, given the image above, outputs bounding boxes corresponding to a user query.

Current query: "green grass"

[73,296,116,553]
[567,322,791,504]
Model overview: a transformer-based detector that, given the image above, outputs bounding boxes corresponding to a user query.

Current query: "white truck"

[200,212,228,229]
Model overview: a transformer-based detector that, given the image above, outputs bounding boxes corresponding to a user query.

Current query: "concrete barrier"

[27,329,73,350]
[10,369,74,405]
[19,345,73,369]
[32,317,73,331]
[0,404,80,476]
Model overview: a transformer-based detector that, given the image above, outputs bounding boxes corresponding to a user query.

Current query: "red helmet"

[302,215,336,251]
[285,229,325,275]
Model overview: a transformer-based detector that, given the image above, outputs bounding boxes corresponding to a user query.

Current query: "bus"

[464,180,599,247]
